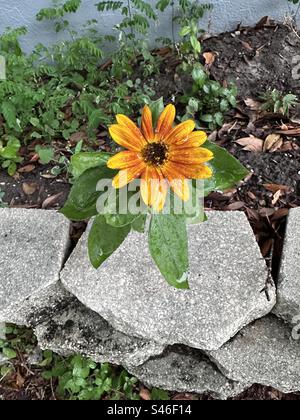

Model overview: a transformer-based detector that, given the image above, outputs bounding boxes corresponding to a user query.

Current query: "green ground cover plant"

[0,0,237,176]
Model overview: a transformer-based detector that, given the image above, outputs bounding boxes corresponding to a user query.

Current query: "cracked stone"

[273,208,300,324]
[2,282,164,367]
[61,211,276,351]
[0,208,70,322]
[126,345,251,400]
[208,315,300,394]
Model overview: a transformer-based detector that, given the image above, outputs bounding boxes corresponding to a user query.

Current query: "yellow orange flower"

[107,104,213,212]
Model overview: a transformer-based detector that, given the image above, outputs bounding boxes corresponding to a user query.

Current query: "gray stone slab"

[208,316,300,394]
[0,208,70,321]
[3,282,164,367]
[126,345,251,400]
[273,208,300,324]
[61,211,276,351]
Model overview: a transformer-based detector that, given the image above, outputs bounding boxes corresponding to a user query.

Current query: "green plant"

[42,353,140,400]
[61,98,248,288]
[0,324,36,379]
[260,89,299,116]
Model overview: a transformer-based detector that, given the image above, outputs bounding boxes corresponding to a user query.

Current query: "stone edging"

[0,207,299,398]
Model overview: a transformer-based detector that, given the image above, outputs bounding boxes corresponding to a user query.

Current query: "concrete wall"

[0,0,298,53]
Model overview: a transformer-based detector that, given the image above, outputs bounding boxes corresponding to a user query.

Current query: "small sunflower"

[107,104,214,212]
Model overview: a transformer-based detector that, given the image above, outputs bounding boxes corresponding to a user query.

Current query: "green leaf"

[131,214,147,232]
[147,97,164,127]
[203,141,249,196]
[70,152,111,179]
[149,214,189,289]
[102,187,141,227]
[192,65,207,84]
[179,26,191,36]
[7,162,17,176]
[200,114,213,123]
[88,109,107,130]
[0,137,21,160]
[88,215,131,269]
[190,35,201,54]
[35,146,54,164]
[1,101,17,129]
[61,165,116,221]
[3,347,17,359]
[151,388,170,400]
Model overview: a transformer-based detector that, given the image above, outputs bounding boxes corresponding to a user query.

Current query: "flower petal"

[112,162,146,189]
[151,170,168,212]
[141,105,154,141]
[109,125,146,151]
[140,166,160,207]
[116,114,146,147]
[165,161,213,179]
[175,131,208,148]
[161,165,190,202]
[164,120,195,145]
[107,151,142,169]
[169,147,214,164]
[156,104,176,139]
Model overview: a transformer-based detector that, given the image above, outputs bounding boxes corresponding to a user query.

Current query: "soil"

[1,20,300,401]
[203,19,300,99]
[0,164,69,209]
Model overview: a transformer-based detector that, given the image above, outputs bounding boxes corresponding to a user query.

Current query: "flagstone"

[208,316,300,394]
[61,211,276,351]
[127,345,250,400]
[273,208,300,324]
[0,208,70,322]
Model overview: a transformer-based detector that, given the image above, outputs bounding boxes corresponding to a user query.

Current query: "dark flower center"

[142,142,169,166]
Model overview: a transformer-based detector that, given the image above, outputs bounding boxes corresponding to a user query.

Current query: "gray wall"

[0,0,298,53]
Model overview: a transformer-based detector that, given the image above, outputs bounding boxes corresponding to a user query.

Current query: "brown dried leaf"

[236,136,263,152]
[225,201,245,210]
[241,41,253,51]
[263,184,291,193]
[263,134,283,152]
[42,192,64,209]
[69,131,87,145]
[172,393,195,400]
[244,98,262,111]
[271,208,289,221]
[22,182,38,195]
[260,238,274,257]
[139,388,151,400]
[259,208,276,218]
[203,52,216,67]
[18,164,36,173]
[271,189,282,206]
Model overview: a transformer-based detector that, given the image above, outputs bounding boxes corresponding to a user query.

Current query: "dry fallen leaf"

[236,136,263,152]
[271,208,289,221]
[203,51,216,67]
[139,388,151,400]
[22,182,38,195]
[259,208,276,218]
[244,98,262,111]
[42,192,64,209]
[18,164,36,173]
[263,134,283,152]
[275,128,300,136]
[263,184,291,194]
[241,41,253,51]
[271,189,282,206]
[225,201,245,210]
